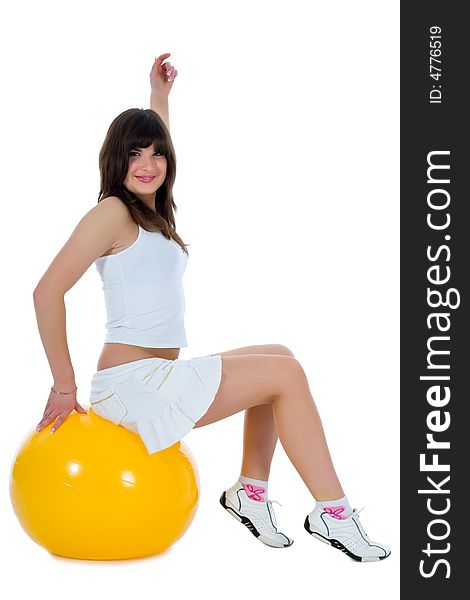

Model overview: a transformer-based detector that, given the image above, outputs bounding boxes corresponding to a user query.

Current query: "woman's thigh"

[214,343,295,358]
[193,354,304,428]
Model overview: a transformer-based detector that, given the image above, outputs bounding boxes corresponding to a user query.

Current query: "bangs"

[125,113,169,155]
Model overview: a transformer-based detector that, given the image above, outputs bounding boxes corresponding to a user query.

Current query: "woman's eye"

[128,149,163,157]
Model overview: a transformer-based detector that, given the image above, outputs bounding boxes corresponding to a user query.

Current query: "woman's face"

[123,144,167,205]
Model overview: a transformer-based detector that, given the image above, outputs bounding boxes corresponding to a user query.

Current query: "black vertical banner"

[401,2,468,597]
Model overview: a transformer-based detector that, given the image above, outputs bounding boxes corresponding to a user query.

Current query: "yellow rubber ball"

[9,409,200,560]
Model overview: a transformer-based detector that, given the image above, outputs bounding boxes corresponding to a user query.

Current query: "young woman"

[33,53,390,562]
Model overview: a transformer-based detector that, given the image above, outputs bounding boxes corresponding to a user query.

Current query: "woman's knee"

[270,355,308,398]
[268,343,295,358]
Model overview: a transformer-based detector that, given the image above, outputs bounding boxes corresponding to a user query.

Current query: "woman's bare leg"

[194,353,344,501]
[213,344,295,481]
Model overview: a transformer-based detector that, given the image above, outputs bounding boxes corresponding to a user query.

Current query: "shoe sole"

[303,516,391,562]
[219,492,293,548]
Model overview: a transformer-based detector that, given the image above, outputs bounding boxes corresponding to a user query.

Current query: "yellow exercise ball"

[9,409,200,561]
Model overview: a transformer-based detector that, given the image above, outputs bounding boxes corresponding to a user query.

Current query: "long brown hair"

[98,108,189,255]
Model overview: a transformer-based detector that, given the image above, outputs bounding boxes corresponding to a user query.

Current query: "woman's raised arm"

[150,52,178,129]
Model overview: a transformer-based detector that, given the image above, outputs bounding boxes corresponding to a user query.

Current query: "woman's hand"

[150,53,178,96]
[36,388,88,434]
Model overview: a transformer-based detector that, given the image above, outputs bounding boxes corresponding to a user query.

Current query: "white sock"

[238,475,269,503]
[315,495,352,520]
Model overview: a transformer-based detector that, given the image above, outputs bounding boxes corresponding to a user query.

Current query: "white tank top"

[94,224,188,348]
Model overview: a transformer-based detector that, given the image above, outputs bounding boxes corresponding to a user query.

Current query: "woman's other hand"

[36,389,88,434]
[150,52,178,95]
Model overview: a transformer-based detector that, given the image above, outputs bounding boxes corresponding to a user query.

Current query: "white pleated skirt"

[89,354,223,454]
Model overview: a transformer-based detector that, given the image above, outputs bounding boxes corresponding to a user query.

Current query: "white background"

[0,0,399,598]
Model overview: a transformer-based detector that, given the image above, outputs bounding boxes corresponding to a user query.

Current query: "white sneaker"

[304,506,391,562]
[219,482,294,548]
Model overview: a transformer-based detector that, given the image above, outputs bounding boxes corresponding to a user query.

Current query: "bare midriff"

[96,343,180,372]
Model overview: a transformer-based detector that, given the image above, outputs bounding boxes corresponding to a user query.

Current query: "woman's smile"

[136,175,156,183]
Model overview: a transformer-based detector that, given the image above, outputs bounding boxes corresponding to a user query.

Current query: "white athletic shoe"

[304,506,391,562]
[219,482,294,548]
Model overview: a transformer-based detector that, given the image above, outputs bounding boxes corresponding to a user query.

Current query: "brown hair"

[98,108,189,255]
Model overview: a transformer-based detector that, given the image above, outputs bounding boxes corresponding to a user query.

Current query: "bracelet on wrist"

[51,385,77,396]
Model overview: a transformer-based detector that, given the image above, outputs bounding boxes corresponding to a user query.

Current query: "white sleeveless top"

[94,224,188,348]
